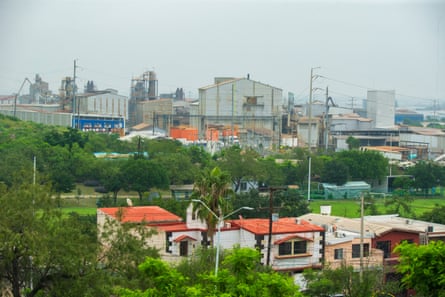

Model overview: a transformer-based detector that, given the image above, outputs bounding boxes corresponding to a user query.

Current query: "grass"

[308,197,445,218]
[63,184,445,219]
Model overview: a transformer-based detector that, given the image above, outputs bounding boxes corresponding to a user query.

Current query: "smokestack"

[148,71,158,100]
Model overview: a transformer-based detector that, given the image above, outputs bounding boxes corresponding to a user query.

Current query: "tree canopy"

[395,241,445,297]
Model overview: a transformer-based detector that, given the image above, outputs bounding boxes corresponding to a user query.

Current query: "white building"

[97,204,325,272]
[191,77,283,149]
[366,90,395,128]
[76,89,128,120]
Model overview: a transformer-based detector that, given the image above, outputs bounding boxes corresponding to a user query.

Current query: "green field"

[308,197,445,218]
[60,194,445,219]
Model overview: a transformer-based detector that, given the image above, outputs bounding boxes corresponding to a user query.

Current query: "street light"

[191,199,253,276]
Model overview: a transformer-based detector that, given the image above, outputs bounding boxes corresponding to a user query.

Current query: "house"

[228,217,325,272]
[300,212,445,269]
[298,213,384,270]
[97,206,187,263]
[97,204,325,271]
[361,214,445,261]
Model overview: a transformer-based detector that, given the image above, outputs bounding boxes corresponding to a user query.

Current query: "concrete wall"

[367,90,395,128]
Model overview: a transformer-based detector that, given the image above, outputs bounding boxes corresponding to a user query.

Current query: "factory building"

[366,90,395,128]
[128,71,158,127]
[190,76,283,150]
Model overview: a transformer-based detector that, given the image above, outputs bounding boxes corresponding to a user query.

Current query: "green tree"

[184,145,212,168]
[395,241,445,297]
[0,184,101,297]
[407,161,444,196]
[153,152,198,185]
[346,136,360,150]
[279,160,299,185]
[99,213,160,289]
[322,159,349,185]
[121,158,170,200]
[191,167,234,244]
[384,194,414,217]
[120,248,302,297]
[257,157,286,187]
[336,150,388,183]
[208,247,302,297]
[98,159,126,205]
[419,204,445,224]
[303,265,393,297]
[217,146,261,192]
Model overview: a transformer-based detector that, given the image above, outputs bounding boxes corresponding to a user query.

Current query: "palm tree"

[191,167,234,246]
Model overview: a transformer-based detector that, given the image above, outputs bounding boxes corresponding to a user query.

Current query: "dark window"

[246,96,257,105]
[240,182,247,191]
[352,243,369,258]
[279,240,307,256]
[376,241,391,258]
[165,232,172,253]
[294,241,307,254]
[334,248,343,260]
[179,241,188,256]
[279,242,292,255]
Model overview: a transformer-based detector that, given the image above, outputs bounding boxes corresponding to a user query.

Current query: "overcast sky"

[1,0,444,107]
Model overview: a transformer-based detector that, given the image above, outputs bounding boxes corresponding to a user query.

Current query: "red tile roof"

[157,223,202,232]
[230,217,324,235]
[174,234,197,242]
[99,206,182,224]
[274,234,313,244]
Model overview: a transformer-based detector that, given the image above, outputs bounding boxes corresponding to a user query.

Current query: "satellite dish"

[126,198,133,207]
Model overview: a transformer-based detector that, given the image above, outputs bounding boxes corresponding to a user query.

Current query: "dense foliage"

[119,247,303,297]
[395,241,445,297]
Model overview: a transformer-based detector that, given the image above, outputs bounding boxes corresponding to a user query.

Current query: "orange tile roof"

[157,223,202,232]
[99,206,182,224]
[230,217,324,235]
[174,234,197,242]
[274,234,314,244]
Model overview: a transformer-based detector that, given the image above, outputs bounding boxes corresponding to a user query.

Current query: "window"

[240,182,247,191]
[246,96,257,105]
[294,241,307,254]
[179,241,188,256]
[279,240,307,256]
[352,243,369,258]
[334,248,344,260]
[165,232,172,253]
[376,241,391,258]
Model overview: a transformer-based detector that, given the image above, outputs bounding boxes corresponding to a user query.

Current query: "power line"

[321,75,439,102]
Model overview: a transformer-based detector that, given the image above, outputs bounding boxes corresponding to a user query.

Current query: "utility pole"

[73,59,79,128]
[231,84,235,144]
[360,192,364,282]
[324,86,329,151]
[307,67,320,202]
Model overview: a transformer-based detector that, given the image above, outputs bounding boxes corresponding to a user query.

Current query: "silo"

[148,71,158,100]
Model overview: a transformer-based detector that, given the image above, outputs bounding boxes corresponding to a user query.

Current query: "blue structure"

[395,111,423,124]
[72,114,125,132]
